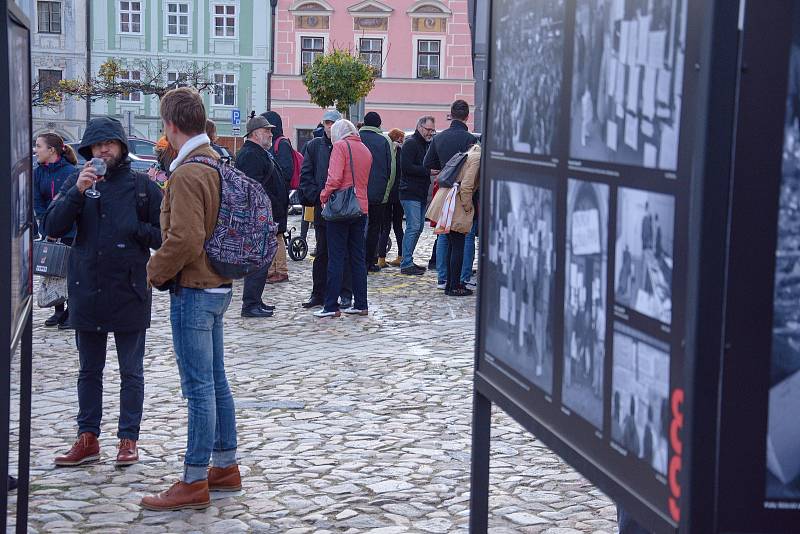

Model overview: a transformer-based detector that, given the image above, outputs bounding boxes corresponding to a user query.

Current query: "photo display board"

[477,0,696,531]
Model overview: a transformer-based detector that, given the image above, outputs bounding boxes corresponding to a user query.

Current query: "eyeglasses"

[422,127,436,133]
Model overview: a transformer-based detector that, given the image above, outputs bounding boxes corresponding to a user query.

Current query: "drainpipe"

[85,0,92,128]
[266,0,278,111]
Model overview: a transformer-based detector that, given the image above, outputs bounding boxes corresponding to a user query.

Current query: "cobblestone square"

[8,222,617,533]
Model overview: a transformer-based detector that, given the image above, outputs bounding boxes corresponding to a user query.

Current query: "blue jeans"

[170,288,237,483]
[436,233,449,283]
[325,215,368,312]
[400,200,426,269]
[461,218,478,283]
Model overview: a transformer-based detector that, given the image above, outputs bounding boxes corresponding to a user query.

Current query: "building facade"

[272,0,475,147]
[31,0,90,142]
[89,0,272,141]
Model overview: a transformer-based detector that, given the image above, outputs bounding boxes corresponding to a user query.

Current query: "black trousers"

[366,203,386,267]
[242,260,272,309]
[311,223,352,302]
[378,199,404,258]
[75,329,145,440]
[446,231,466,292]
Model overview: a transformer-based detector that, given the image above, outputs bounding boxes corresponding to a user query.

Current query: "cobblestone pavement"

[9,218,617,533]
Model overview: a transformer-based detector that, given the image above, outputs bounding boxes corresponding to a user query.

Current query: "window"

[213,4,236,37]
[37,69,62,98]
[120,1,143,34]
[214,73,236,106]
[359,38,383,77]
[301,36,324,74]
[166,2,189,36]
[296,128,315,153]
[417,40,440,79]
[167,71,188,88]
[37,1,61,34]
[118,70,142,102]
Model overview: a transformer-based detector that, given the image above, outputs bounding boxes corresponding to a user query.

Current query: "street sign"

[232,125,240,136]
[231,108,241,126]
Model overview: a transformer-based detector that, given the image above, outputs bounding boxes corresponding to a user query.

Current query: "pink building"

[272,0,475,149]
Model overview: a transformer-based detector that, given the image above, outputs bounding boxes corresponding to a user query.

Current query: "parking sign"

[231,108,241,126]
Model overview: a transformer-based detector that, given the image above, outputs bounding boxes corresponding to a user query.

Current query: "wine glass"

[85,158,105,199]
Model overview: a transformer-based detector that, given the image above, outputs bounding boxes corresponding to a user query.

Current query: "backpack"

[184,155,278,279]
[437,150,470,188]
[272,136,304,190]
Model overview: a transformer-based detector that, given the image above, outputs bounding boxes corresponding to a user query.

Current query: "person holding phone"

[43,117,163,468]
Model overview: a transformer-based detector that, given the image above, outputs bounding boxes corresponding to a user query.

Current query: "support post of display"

[15,312,32,532]
[469,390,491,533]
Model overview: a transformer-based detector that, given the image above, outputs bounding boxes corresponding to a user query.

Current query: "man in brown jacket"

[141,87,241,511]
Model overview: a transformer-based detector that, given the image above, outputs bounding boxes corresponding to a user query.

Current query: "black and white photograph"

[562,180,609,429]
[9,18,31,235]
[569,0,687,171]
[611,324,669,475]
[485,177,556,394]
[489,0,565,157]
[765,27,800,502]
[614,187,674,324]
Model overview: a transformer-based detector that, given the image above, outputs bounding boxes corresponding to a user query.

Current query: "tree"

[301,48,377,118]
[34,58,216,107]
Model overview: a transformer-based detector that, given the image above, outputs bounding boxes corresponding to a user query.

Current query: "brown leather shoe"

[208,465,242,491]
[266,273,289,284]
[54,432,100,466]
[140,480,211,511]
[116,439,139,466]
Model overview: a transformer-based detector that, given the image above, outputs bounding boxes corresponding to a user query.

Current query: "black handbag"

[322,141,363,222]
[33,239,70,278]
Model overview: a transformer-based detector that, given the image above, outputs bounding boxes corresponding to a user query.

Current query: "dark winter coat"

[359,128,392,204]
[42,119,162,333]
[389,146,401,203]
[262,111,295,187]
[34,156,78,238]
[298,133,333,226]
[400,131,432,203]
[235,139,289,232]
[423,120,477,172]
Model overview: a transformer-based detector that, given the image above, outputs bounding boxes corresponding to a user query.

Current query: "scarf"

[359,126,396,203]
[169,133,211,172]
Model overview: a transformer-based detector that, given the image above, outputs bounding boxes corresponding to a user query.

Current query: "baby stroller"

[284,226,308,261]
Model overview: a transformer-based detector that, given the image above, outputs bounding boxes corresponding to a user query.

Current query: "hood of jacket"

[261,111,284,138]
[78,117,130,161]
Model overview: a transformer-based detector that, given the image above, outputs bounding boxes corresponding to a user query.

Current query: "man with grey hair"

[297,109,353,308]
[399,115,437,275]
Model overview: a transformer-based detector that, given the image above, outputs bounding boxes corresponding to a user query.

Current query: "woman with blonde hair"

[315,119,373,317]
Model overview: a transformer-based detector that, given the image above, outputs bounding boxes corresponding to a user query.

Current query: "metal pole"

[267,0,278,111]
[469,389,491,533]
[85,0,91,127]
[15,311,32,534]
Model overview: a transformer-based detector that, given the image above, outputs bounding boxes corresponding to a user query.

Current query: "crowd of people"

[30,89,482,511]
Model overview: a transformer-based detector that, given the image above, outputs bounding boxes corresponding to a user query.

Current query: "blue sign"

[231,109,241,125]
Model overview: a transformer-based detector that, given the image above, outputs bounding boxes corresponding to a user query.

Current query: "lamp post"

[266,0,278,111]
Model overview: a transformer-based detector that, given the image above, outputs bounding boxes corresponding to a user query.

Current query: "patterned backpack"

[185,155,278,279]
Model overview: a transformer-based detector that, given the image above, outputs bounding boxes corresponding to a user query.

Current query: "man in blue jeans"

[399,115,436,275]
[143,87,241,511]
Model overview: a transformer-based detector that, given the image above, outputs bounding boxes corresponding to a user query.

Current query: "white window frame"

[165,1,191,37]
[297,34,326,75]
[412,36,442,80]
[213,73,237,107]
[167,71,189,88]
[212,3,237,39]
[37,1,62,34]
[357,35,386,78]
[118,70,142,102]
[119,1,144,35]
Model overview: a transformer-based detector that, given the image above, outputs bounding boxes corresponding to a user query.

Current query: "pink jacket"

[321,135,372,214]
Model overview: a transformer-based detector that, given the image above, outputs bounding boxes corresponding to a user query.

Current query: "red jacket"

[321,135,372,214]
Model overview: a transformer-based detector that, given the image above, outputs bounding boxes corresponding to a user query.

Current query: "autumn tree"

[301,48,377,118]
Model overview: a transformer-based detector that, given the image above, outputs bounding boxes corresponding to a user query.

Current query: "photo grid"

[611,324,670,475]
[490,0,565,157]
[614,187,675,324]
[485,177,556,394]
[765,23,800,502]
[569,0,687,170]
[562,180,609,429]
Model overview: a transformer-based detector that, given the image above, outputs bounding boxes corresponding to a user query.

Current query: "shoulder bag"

[322,141,363,222]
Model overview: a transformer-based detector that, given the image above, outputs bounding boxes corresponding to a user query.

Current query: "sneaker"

[338,298,352,309]
[464,279,478,290]
[313,309,341,318]
[445,287,474,297]
[437,281,447,290]
[401,265,425,276]
[343,307,368,316]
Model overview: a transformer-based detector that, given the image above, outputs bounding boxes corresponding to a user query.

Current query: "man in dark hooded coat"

[43,116,162,468]
[262,110,293,283]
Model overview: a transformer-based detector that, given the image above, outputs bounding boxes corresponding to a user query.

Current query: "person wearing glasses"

[399,115,437,275]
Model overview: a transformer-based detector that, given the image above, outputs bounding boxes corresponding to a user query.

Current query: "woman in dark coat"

[33,132,78,327]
